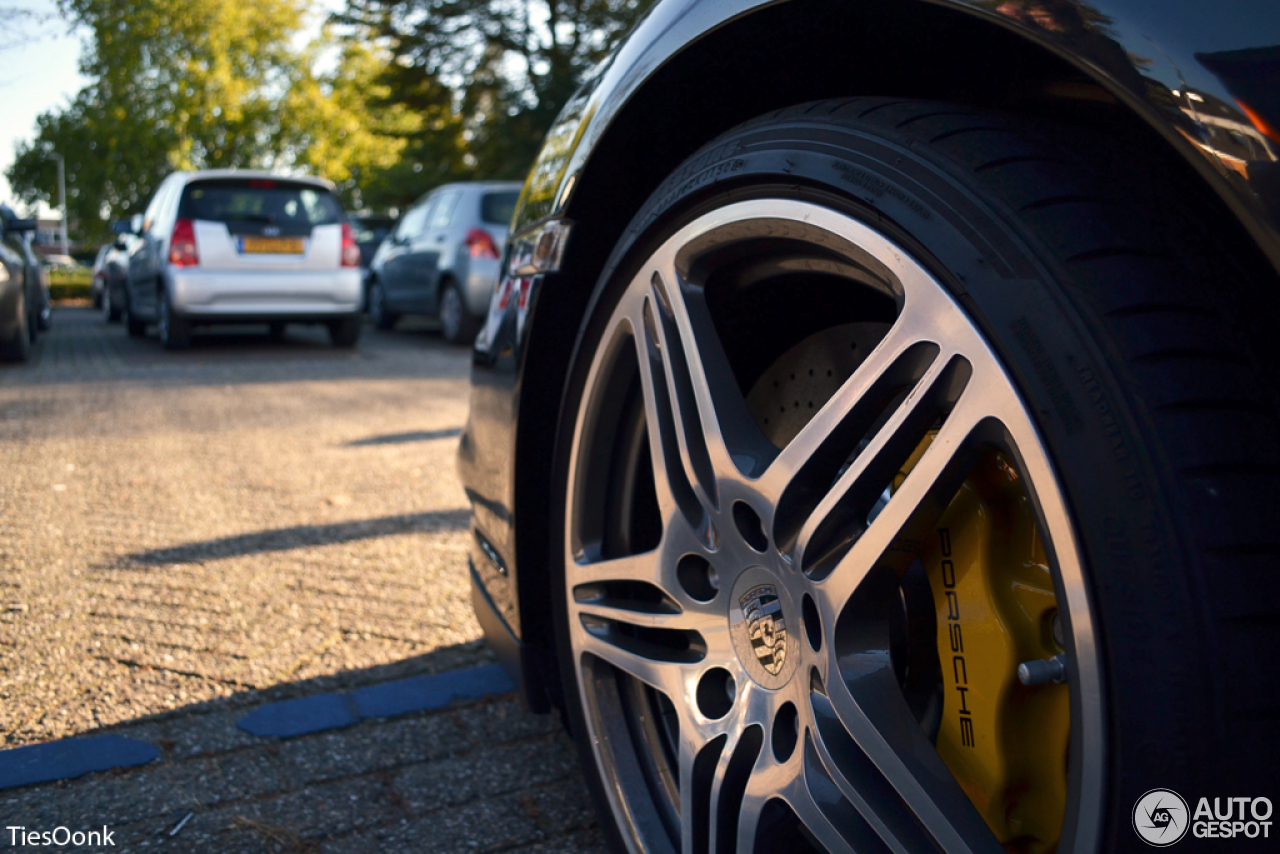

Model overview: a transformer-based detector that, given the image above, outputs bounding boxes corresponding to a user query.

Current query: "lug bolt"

[1018,654,1068,686]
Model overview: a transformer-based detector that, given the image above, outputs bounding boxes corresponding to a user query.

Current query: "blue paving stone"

[353,664,514,719]
[236,693,358,738]
[0,735,160,790]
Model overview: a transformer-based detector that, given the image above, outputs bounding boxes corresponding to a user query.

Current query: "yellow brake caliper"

[897,436,1069,853]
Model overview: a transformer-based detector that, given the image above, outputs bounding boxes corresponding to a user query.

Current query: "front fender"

[511,0,1280,271]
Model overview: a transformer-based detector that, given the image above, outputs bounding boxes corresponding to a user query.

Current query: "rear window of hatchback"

[481,191,519,226]
[178,179,345,228]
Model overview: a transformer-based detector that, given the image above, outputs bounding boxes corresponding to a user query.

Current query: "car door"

[396,190,456,313]
[419,189,462,312]
[379,199,434,310]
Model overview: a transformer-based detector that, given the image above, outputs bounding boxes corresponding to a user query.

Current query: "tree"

[0,4,52,52]
[7,89,172,241]
[4,0,411,242]
[335,0,656,189]
[281,36,464,211]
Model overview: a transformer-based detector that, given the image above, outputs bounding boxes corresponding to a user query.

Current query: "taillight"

[341,222,361,267]
[168,218,199,267]
[466,228,499,260]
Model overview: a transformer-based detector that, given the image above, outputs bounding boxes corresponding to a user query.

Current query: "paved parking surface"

[0,308,605,852]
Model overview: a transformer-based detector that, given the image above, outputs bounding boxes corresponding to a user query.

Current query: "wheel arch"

[509,0,1280,714]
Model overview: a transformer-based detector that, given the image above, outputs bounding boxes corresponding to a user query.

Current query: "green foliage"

[334,0,656,200]
[5,0,655,240]
[49,267,93,302]
[4,0,412,241]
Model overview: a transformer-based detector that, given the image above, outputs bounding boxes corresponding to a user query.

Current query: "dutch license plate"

[240,237,304,255]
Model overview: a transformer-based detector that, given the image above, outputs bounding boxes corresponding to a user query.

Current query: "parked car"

[458,1,1280,852]
[100,223,137,323]
[91,239,131,322]
[121,171,363,349]
[0,207,42,362]
[89,245,110,309]
[348,214,395,271]
[366,181,520,344]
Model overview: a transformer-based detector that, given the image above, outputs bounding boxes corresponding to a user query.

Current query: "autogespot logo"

[1134,789,1190,846]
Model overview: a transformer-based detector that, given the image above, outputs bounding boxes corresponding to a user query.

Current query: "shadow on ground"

[126,510,470,564]
[344,428,462,447]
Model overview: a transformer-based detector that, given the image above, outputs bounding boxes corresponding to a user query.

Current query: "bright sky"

[0,2,86,216]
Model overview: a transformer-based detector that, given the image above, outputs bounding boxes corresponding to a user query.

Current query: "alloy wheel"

[560,199,1103,853]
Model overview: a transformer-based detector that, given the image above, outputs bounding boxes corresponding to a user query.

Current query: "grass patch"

[49,268,93,302]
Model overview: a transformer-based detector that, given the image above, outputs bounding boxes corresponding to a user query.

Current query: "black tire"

[268,321,286,341]
[125,293,146,338]
[369,279,398,331]
[439,280,479,345]
[328,315,361,348]
[548,99,1280,854]
[104,286,122,323]
[0,291,31,363]
[157,287,190,350]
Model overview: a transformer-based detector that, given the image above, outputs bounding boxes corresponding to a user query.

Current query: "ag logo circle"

[1133,789,1190,846]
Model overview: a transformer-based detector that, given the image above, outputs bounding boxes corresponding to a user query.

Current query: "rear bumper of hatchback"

[170,269,362,317]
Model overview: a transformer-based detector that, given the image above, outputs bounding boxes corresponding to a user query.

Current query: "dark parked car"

[0,205,50,362]
[367,181,520,344]
[348,214,395,271]
[92,221,134,322]
[458,1,1280,852]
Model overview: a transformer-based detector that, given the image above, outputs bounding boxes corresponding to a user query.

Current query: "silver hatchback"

[367,181,521,344]
[122,171,364,350]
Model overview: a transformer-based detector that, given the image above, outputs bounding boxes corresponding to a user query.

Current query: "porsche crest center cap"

[729,566,799,689]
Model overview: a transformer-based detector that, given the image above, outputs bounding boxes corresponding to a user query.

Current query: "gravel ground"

[0,308,607,852]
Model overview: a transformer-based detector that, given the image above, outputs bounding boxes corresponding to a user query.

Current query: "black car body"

[92,220,136,322]
[349,214,395,272]
[0,206,50,362]
[458,1,1280,851]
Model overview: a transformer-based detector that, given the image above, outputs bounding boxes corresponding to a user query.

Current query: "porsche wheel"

[548,100,1280,853]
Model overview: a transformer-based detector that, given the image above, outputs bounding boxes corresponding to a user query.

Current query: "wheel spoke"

[571,552,711,633]
[795,350,971,576]
[626,296,712,528]
[575,620,697,702]
[571,547,666,586]
[778,738,877,854]
[807,672,1003,854]
[813,386,987,619]
[643,259,778,498]
[759,299,937,505]
[679,720,765,854]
